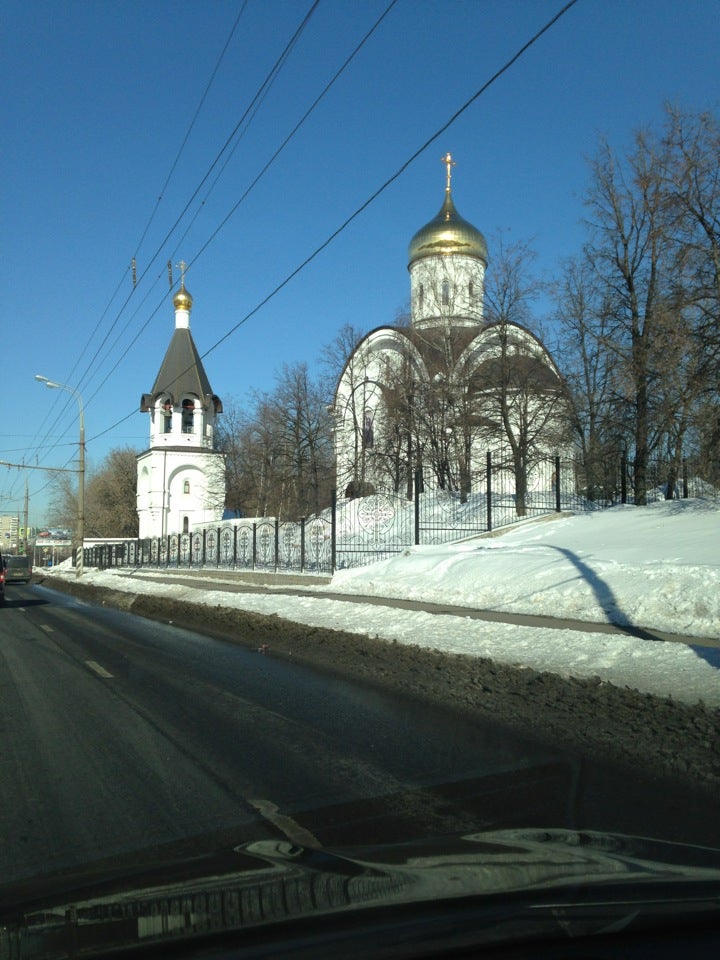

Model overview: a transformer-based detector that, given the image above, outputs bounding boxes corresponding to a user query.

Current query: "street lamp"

[35,375,85,578]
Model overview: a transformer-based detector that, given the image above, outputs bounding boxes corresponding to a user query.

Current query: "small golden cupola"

[408,153,487,267]
[173,282,193,313]
[172,260,193,330]
[408,154,487,330]
[173,260,193,308]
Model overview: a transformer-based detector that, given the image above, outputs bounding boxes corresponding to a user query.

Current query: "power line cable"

[84,0,400,413]
[25,2,253,469]
[23,1,323,506]
[79,1,316,409]
[71,0,321,407]
[132,1,251,258]
[89,0,580,444]
[19,0,321,510]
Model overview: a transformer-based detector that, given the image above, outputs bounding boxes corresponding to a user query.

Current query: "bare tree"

[552,257,621,499]
[580,107,719,501]
[48,447,139,537]
[216,365,334,521]
[268,362,334,519]
[216,393,282,518]
[214,397,251,516]
[662,106,720,483]
[481,235,567,514]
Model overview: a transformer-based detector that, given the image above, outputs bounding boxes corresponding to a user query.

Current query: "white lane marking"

[85,660,114,679]
[248,798,322,849]
[40,624,54,634]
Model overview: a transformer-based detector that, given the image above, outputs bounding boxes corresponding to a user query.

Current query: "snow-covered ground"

[45,499,720,707]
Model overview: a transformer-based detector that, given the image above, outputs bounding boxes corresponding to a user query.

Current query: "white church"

[134,155,568,538]
[332,154,569,504]
[137,271,226,538]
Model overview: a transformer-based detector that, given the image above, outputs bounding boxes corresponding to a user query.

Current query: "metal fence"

[85,452,718,576]
[88,514,334,575]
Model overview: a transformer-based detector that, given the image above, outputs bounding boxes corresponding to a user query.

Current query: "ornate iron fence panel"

[190,531,201,565]
[179,533,191,565]
[417,486,490,544]
[255,519,276,568]
[219,525,235,566]
[573,455,624,507]
[277,521,300,570]
[306,517,332,572]
[335,492,413,569]
[236,524,253,567]
[144,538,154,564]
[205,528,218,566]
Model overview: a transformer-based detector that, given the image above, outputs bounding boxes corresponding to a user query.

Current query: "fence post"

[233,525,238,568]
[682,459,689,499]
[621,452,628,504]
[414,468,421,545]
[331,489,337,574]
[274,519,279,572]
[555,455,561,513]
[300,517,306,573]
[486,451,492,531]
[252,522,257,570]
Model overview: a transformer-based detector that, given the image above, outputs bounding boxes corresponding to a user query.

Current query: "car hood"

[2,828,720,959]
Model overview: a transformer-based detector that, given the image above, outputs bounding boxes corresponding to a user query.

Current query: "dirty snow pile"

[47,499,720,707]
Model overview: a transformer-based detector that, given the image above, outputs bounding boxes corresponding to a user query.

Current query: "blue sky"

[2,0,718,525]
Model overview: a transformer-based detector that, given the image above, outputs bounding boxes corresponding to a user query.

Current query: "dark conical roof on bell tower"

[140,281,222,413]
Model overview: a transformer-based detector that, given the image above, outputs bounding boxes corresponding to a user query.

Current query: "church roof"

[140,284,222,412]
[149,327,214,401]
[408,188,487,267]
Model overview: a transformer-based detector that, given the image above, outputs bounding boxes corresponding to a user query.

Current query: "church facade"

[137,274,226,538]
[332,155,569,507]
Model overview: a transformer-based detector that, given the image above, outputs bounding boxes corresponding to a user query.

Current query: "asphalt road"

[0,582,573,889]
[1,582,717,901]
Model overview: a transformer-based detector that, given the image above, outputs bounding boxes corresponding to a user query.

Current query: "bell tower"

[137,266,226,538]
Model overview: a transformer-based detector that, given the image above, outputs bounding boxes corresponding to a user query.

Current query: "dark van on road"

[3,555,32,584]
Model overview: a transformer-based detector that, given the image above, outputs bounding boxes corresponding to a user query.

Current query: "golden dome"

[173,281,193,312]
[408,189,487,266]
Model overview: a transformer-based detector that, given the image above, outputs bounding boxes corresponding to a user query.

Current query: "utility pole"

[35,376,85,578]
[23,478,29,555]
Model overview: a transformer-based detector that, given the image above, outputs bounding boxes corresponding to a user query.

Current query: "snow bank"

[44,499,720,706]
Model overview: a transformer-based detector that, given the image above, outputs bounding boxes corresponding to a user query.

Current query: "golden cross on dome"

[442,152,456,192]
[176,260,187,286]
